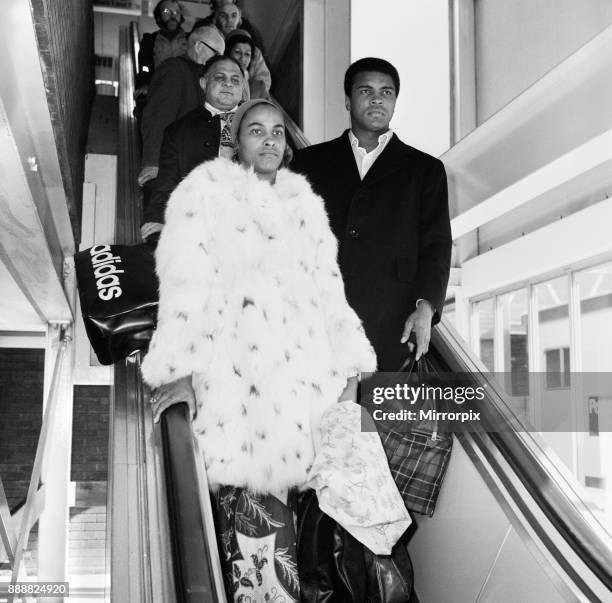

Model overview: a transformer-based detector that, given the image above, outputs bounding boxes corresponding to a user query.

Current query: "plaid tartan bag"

[361,355,453,517]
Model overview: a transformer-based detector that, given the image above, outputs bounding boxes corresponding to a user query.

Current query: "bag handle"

[397,353,439,442]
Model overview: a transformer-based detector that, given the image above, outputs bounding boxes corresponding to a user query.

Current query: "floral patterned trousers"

[211,486,300,603]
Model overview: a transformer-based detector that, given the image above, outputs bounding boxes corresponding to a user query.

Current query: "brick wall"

[71,386,109,576]
[0,349,44,510]
[31,0,95,243]
[71,385,110,481]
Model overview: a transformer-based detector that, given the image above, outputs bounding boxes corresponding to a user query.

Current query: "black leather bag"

[74,243,158,365]
[298,490,413,602]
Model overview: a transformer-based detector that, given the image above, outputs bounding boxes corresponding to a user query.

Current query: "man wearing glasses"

[137,1,188,92]
[139,24,225,188]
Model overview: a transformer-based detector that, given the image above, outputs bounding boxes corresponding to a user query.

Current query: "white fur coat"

[141,158,376,492]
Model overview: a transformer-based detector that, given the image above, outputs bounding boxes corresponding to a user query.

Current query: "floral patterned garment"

[307,400,412,555]
[212,486,300,603]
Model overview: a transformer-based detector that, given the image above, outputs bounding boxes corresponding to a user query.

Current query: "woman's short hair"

[343,57,400,97]
[225,31,255,62]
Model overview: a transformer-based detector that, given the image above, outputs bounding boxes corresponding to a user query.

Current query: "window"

[544,347,570,388]
[499,289,529,397]
[474,298,494,372]
[470,261,612,538]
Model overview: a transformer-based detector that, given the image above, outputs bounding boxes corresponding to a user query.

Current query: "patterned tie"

[219,111,235,158]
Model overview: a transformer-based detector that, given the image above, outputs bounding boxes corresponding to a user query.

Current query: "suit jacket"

[292,131,452,370]
[143,106,221,225]
[140,56,205,167]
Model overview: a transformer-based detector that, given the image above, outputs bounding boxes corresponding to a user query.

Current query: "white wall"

[475,0,612,123]
[302,0,351,143]
[460,200,612,301]
[350,0,451,157]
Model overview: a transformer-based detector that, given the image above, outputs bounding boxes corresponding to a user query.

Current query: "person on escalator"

[292,57,452,371]
[140,98,376,602]
[138,24,225,191]
[135,0,188,95]
[224,29,256,99]
[140,54,246,243]
[194,0,272,99]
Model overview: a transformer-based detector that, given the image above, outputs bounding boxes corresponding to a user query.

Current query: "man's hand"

[401,300,435,360]
[141,222,163,241]
[138,165,159,186]
[149,376,196,423]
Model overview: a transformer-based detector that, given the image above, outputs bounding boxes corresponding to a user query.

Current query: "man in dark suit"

[140,55,245,240]
[292,57,452,371]
[138,24,225,188]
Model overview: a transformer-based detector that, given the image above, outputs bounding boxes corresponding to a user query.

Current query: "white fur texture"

[141,158,376,492]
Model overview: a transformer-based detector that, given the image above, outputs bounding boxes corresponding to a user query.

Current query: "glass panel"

[443,302,456,329]
[499,289,529,420]
[578,262,612,372]
[536,275,570,387]
[577,262,612,536]
[473,298,494,372]
[532,276,576,506]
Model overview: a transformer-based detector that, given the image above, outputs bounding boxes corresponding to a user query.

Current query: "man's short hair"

[216,0,241,16]
[189,24,220,42]
[202,54,245,78]
[343,57,400,97]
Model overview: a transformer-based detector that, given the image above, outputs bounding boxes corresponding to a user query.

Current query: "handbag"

[359,355,453,517]
[74,243,158,365]
[297,490,414,603]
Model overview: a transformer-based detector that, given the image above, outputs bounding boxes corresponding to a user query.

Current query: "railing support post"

[37,323,74,595]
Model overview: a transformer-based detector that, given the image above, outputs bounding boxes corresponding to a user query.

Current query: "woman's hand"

[338,376,359,404]
[149,376,196,423]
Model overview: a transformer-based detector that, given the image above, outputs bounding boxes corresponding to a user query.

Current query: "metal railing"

[0,327,70,584]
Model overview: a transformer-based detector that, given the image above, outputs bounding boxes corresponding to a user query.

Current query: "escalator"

[414,323,612,602]
[107,21,612,603]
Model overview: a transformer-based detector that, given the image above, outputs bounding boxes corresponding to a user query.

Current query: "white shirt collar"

[348,129,394,179]
[205,102,238,117]
[348,129,393,153]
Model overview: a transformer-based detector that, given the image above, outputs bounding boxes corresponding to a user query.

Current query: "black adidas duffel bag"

[74,243,158,365]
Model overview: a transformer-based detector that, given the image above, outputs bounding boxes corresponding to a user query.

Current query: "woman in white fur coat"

[141,99,376,602]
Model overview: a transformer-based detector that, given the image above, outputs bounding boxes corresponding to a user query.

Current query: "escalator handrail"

[430,320,612,593]
[270,94,310,150]
[160,404,223,602]
[114,22,222,601]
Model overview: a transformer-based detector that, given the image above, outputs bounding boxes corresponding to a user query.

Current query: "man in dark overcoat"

[292,57,452,371]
